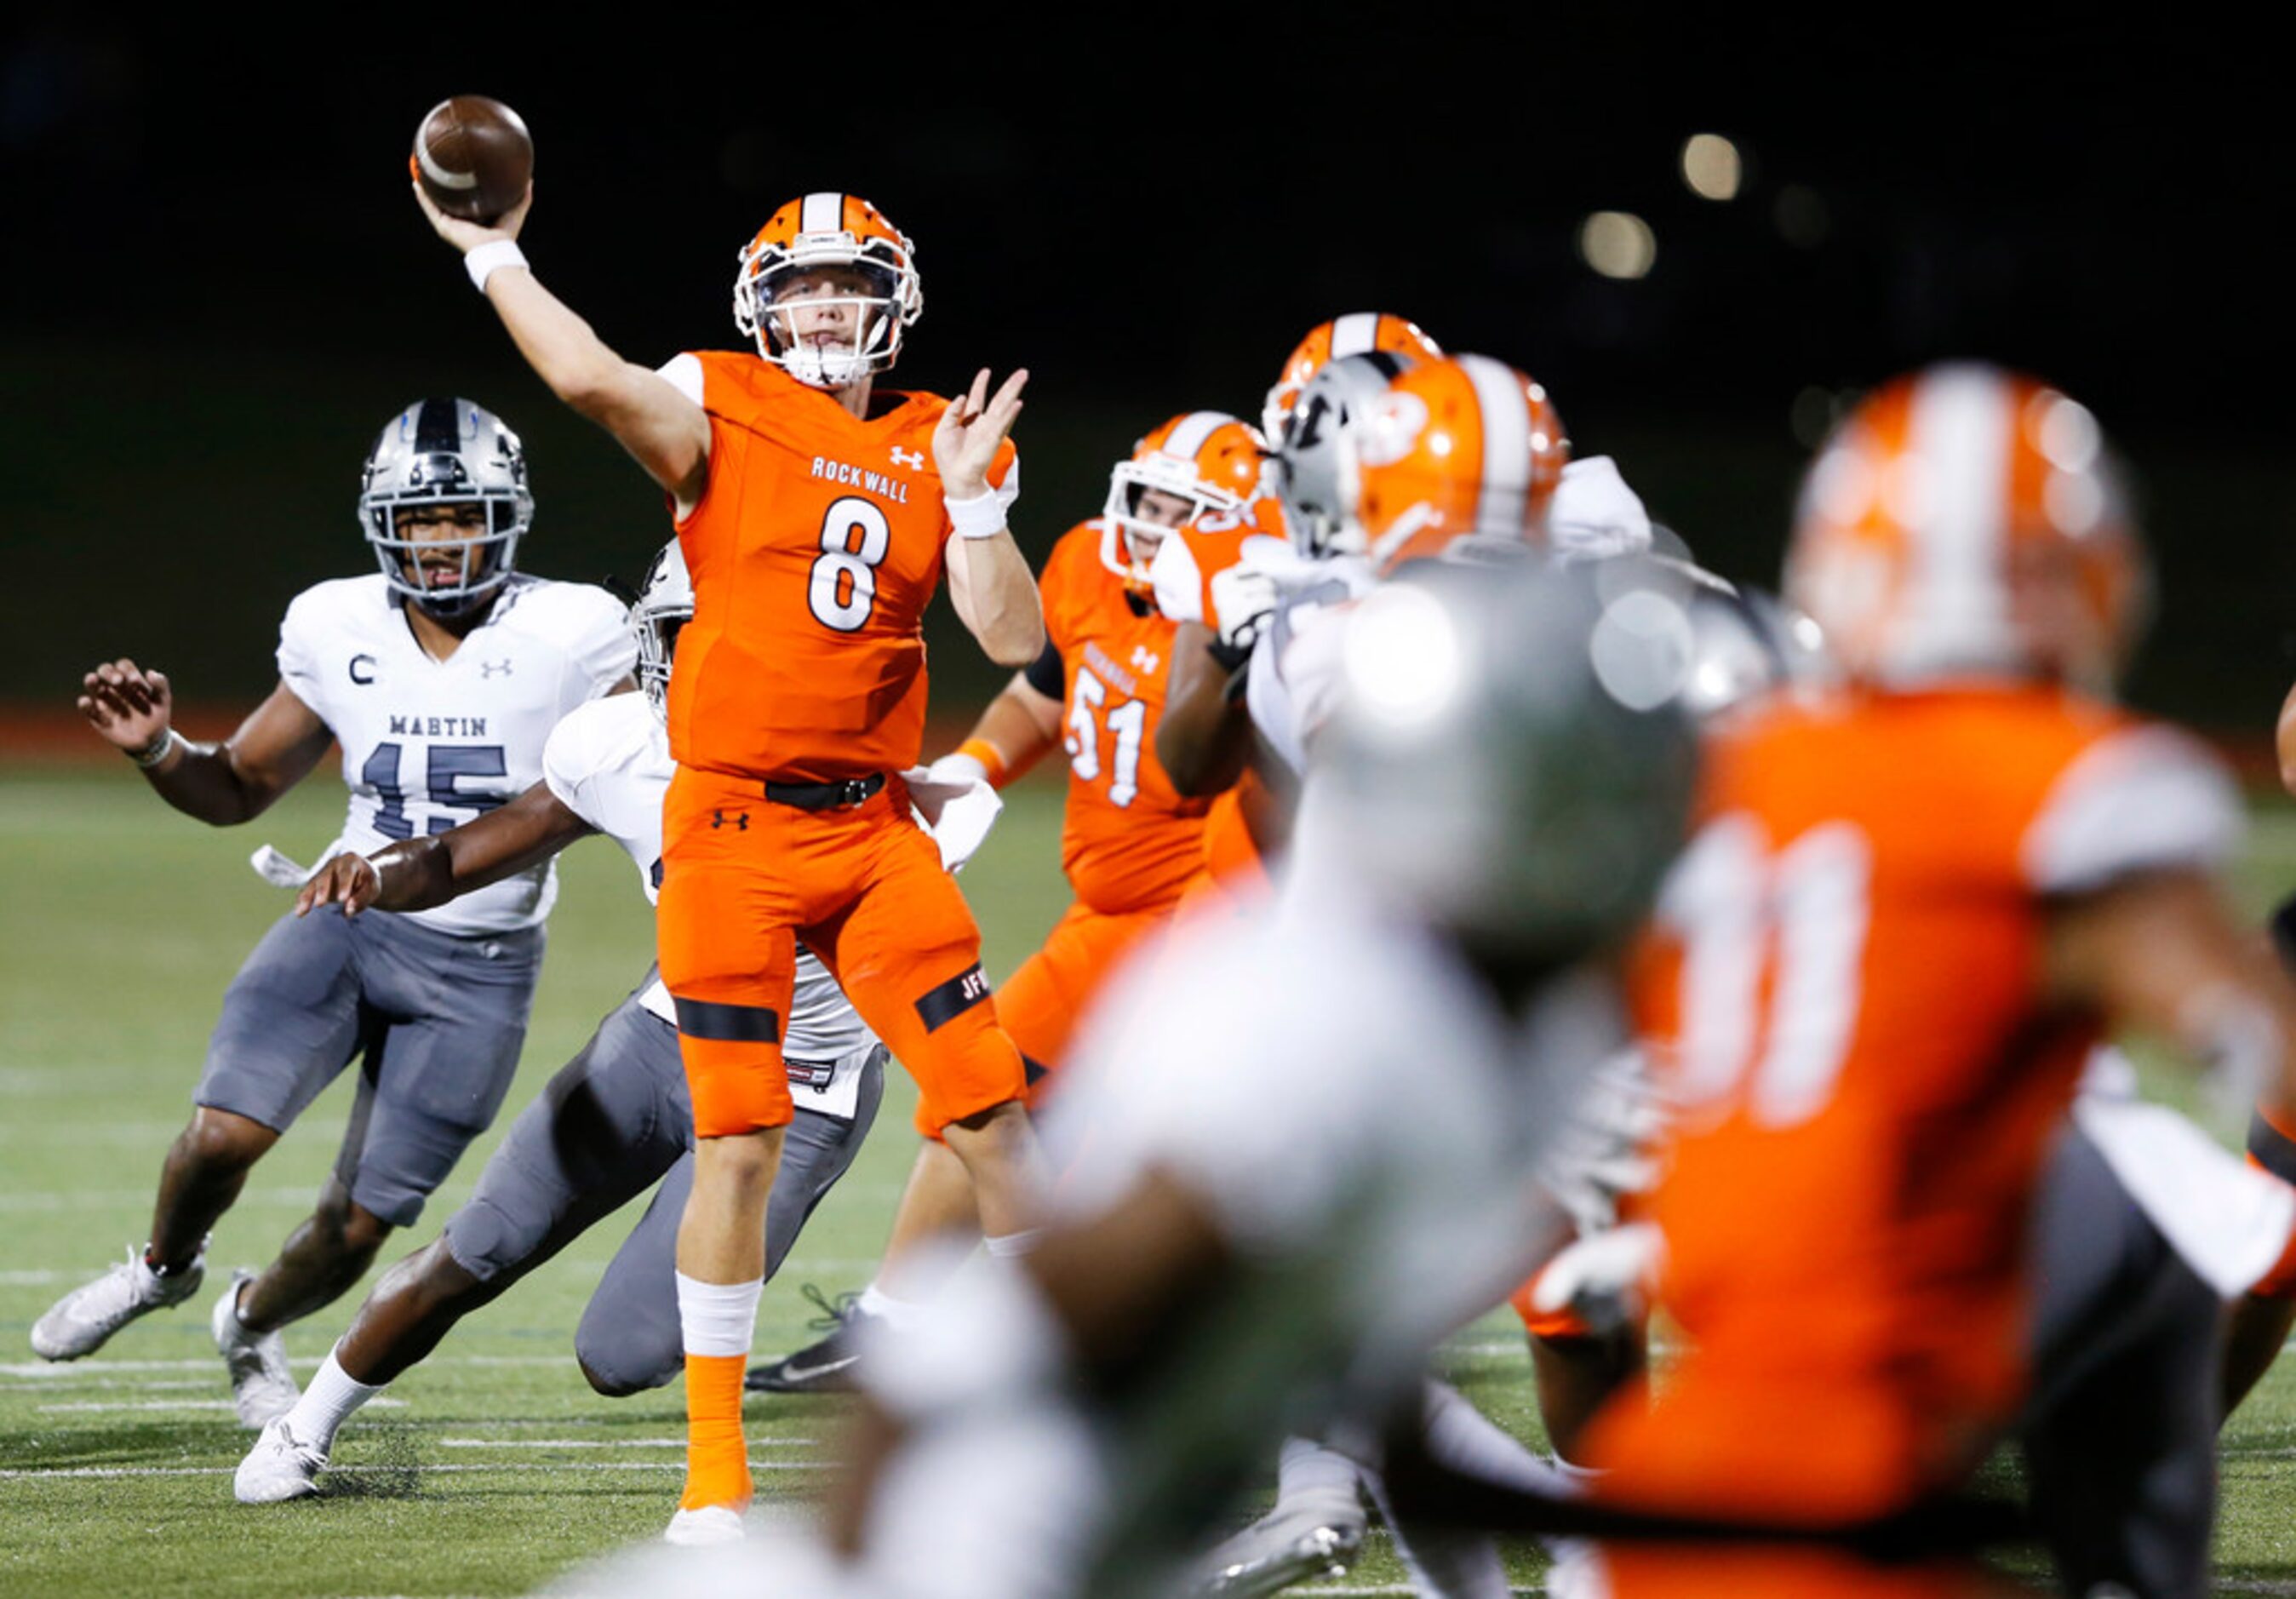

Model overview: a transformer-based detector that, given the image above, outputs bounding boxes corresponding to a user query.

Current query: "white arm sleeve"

[655,352,706,407]
[2021,725,2243,895]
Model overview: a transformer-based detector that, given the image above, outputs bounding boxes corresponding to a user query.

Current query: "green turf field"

[7,764,2296,1596]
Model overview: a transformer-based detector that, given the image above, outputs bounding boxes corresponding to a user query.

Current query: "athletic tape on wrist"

[464,240,530,295]
[945,488,1007,542]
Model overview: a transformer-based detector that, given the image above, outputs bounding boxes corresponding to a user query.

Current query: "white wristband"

[464,240,529,295]
[945,487,1007,542]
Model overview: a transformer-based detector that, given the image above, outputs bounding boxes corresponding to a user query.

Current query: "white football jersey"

[859,882,1623,1599]
[276,574,635,937]
[1243,557,1376,779]
[539,692,879,1118]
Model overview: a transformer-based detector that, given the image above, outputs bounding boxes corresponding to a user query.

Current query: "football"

[410,95,533,224]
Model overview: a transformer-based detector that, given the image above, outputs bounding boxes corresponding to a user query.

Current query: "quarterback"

[35,399,633,1429]
[417,177,1045,1540]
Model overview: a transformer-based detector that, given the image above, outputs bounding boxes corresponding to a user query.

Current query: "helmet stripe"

[1459,355,1533,533]
[413,398,464,457]
[1329,312,1381,357]
[1898,364,2013,670]
[1161,410,1237,461]
[800,192,845,233]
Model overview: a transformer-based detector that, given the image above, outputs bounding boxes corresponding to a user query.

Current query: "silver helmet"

[1310,558,1698,959]
[1267,350,1417,560]
[358,398,533,620]
[632,539,694,720]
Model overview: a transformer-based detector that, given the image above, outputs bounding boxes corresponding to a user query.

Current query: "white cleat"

[664,1504,749,1546]
[1196,1498,1366,1596]
[234,1416,326,1504]
[213,1270,301,1429]
[31,1245,205,1361]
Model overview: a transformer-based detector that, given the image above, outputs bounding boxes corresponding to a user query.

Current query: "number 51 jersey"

[277,572,636,937]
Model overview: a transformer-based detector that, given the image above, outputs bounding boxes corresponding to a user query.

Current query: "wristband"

[464,239,530,295]
[129,728,180,770]
[954,739,1010,789]
[945,486,1007,542]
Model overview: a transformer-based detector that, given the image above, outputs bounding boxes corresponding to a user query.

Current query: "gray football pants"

[2021,1119,2223,1599]
[441,982,886,1394]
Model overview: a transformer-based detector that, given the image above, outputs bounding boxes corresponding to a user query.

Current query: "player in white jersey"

[33,399,633,1430]
[234,542,890,1503]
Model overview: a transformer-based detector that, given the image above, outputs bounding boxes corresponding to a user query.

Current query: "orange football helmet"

[731,192,924,388]
[1101,411,1268,593]
[1784,364,2145,690]
[1263,313,1443,444]
[1351,354,1570,571]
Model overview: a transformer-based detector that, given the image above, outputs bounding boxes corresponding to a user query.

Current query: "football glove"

[904,753,1004,873]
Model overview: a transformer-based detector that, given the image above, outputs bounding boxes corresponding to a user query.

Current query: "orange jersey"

[668,352,1017,781]
[1599,683,2239,1518]
[1040,521,1210,913]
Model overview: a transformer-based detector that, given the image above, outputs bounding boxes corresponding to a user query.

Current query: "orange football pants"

[657,765,1024,1139]
[998,899,1171,1098]
[1589,1545,2018,1598]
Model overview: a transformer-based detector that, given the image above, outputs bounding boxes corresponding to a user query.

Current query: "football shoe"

[30,1243,205,1361]
[213,1269,301,1428]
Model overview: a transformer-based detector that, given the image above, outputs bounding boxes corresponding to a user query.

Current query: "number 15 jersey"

[661,352,1019,782]
[277,573,636,937]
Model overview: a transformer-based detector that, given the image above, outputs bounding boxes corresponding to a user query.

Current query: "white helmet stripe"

[1329,312,1381,357]
[800,192,845,233]
[1459,354,1534,533]
[1160,410,1237,462]
[1896,364,2012,671]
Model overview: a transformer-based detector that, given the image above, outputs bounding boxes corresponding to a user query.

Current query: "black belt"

[763,772,886,811]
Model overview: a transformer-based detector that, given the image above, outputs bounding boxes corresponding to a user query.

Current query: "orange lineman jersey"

[1040,520,1211,914]
[667,351,1017,782]
[1592,683,2241,1522]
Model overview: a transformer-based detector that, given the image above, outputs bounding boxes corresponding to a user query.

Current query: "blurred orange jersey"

[1040,520,1209,913]
[667,351,1016,781]
[1595,683,2239,1522]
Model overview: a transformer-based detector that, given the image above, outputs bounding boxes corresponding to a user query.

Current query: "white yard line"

[0,1459,831,1479]
[37,1396,406,1413]
[436,1437,817,1450]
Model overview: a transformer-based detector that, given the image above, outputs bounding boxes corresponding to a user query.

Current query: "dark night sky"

[2,14,2290,721]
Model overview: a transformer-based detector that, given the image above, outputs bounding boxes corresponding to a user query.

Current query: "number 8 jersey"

[277,572,637,937]
[657,352,1017,782]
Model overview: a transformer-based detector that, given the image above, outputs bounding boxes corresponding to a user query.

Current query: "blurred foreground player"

[234,543,885,1502]
[33,400,631,1425]
[417,179,1045,1541]
[781,559,1698,1599]
[747,410,1263,1391]
[1583,364,2296,1596]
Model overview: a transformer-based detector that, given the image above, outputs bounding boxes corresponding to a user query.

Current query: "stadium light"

[1579,211,1658,279]
[1680,134,1743,200]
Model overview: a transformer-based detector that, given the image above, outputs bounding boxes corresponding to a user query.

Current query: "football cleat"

[213,1269,301,1429]
[664,1504,749,1546]
[30,1243,205,1361]
[743,1283,876,1395]
[233,1415,327,1504]
[1195,1499,1366,1597]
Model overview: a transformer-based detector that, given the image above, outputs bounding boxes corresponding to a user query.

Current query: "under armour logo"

[890,445,925,470]
[480,658,513,678]
[712,809,749,831]
[1130,645,1160,676]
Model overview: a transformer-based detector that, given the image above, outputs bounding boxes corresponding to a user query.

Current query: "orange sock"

[679,1352,752,1511]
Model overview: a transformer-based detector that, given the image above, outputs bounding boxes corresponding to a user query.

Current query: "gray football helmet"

[1266,351,1419,561]
[358,398,533,620]
[1310,558,1698,960]
[632,539,694,721]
